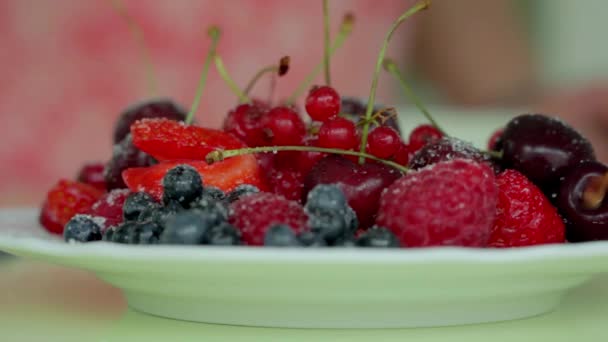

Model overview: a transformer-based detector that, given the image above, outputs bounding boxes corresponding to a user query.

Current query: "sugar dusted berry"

[356,226,400,248]
[64,214,103,243]
[123,191,159,221]
[77,162,107,191]
[408,124,443,152]
[113,99,186,144]
[162,165,204,207]
[223,103,268,147]
[264,224,302,247]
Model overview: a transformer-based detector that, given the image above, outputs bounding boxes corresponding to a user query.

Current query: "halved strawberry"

[122,155,268,200]
[40,180,104,235]
[131,118,246,161]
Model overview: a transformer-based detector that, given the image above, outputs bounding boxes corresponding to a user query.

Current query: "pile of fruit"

[39,1,607,248]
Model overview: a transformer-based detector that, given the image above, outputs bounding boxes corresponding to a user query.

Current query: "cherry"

[367,126,401,159]
[393,143,412,166]
[261,107,306,146]
[500,114,595,191]
[317,117,359,150]
[303,155,402,228]
[113,100,186,144]
[274,136,326,176]
[555,161,608,242]
[488,128,504,151]
[105,134,155,190]
[77,162,107,191]
[305,86,341,122]
[223,103,268,147]
[408,124,443,152]
[408,137,498,173]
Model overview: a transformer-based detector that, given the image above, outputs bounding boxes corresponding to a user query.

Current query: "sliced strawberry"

[122,155,268,200]
[131,118,246,161]
[40,180,104,235]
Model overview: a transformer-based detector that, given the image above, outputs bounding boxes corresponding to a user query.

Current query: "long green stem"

[185,27,221,124]
[110,0,157,96]
[323,0,332,86]
[358,0,430,164]
[286,13,354,104]
[205,145,408,173]
[383,58,444,133]
[243,56,290,96]
[214,55,250,104]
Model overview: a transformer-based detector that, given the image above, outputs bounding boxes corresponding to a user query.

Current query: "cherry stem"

[383,57,444,134]
[582,172,608,210]
[286,13,354,104]
[358,0,430,164]
[185,26,221,125]
[244,56,290,96]
[323,0,332,86]
[205,145,409,173]
[110,0,157,96]
[214,54,251,104]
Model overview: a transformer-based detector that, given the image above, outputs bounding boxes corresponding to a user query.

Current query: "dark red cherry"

[340,97,400,132]
[303,155,402,228]
[409,137,497,172]
[555,161,608,242]
[223,102,269,147]
[113,99,186,144]
[77,162,107,191]
[104,134,156,190]
[500,114,595,191]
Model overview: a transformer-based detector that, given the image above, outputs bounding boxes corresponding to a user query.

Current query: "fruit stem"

[358,0,430,164]
[582,172,608,210]
[486,150,503,159]
[214,54,251,104]
[323,0,332,86]
[205,145,409,173]
[110,0,157,96]
[383,57,444,134]
[244,56,290,96]
[185,26,221,125]
[286,13,355,104]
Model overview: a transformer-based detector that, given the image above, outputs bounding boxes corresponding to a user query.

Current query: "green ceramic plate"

[1,208,607,329]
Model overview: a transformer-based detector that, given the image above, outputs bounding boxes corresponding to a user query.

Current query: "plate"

[1,208,608,329]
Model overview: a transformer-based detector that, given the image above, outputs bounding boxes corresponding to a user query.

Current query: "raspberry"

[268,167,305,202]
[40,180,104,235]
[85,189,130,232]
[376,159,498,247]
[229,193,309,246]
[488,170,565,247]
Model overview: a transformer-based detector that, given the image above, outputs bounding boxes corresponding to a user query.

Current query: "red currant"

[262,106,306,146]
[408,124,443,152]
[317,117,359,150]
[305,86,341,122]
[393,143,412,166]
[367,126,401,159]
[223,103,268,147]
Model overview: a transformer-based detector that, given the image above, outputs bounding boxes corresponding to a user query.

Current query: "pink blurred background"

[0,0,416,205]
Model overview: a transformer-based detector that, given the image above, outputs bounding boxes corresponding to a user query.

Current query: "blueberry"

[64,215,102,243]
[308,211,353,245]
[305,184,348,213]
[112,222,138,244]
[333,236,357,247]
[226,184,260,203]
[162,165,203,207]
[159,210,216,245]
[202,186,226,201]
[102,227,115,241]
[123,192,160,221]
[139,201,183,224]
[356,226,400,248]
[207,222,241,246]
[189,197,229,220]
[297,231,327,247]
[264,224,302,247]
[131,220,164,245]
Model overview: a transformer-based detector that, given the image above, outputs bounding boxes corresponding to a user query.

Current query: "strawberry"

[131,118,246,161]
[122,156,268,201]
[488,169,565,247]
[39,180,104,235]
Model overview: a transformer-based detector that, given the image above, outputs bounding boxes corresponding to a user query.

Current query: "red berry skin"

[274,136,326,176]
[122,156,268,201]
[305,86,341,122]
[223,103,268,147]
[131,118,246,161]
[86,189,130,232]
[229,193,309,246]
[408,124,443,152]
[77,162,107,191]
[487,128,504,151]
[488,170,565,247]
[39,180,104,235]
[269,167,305,202]
[317,117,359,150]
[393,143,412,166]
[377,159,498,247]
[261,107,306,146]
[367,126,402,159]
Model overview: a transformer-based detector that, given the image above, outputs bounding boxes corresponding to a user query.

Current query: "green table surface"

[0,257,606,341]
